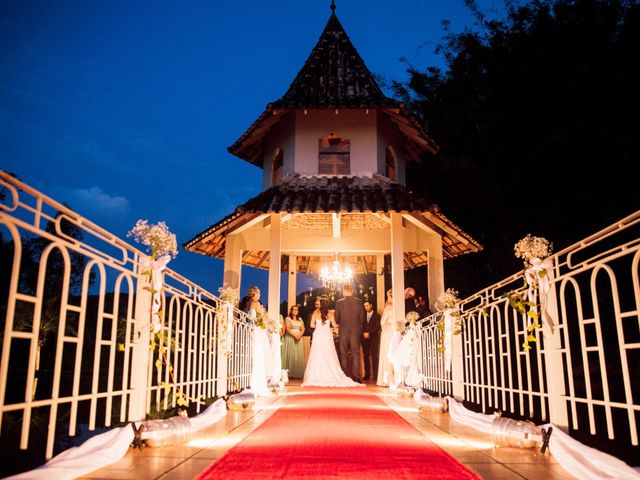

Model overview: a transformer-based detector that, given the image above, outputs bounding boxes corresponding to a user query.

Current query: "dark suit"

[404,296,418,327]
[335,295,365,381]
[361,310,381,381]
[405,296,418,315]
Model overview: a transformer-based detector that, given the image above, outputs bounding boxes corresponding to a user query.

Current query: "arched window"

[385,146,396,181]
[319,134,350,175]
[271,148,284,185]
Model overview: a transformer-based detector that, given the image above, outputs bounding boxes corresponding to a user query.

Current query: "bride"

[239,286,273,395]
[302,295,363,387]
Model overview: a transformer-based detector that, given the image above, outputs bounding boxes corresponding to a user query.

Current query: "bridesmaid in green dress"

[282,305,305,379]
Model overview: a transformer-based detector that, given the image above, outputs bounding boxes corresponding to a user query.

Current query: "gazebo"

[185,4,481,327]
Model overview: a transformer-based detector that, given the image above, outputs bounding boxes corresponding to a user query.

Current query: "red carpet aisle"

[197,388,482,479]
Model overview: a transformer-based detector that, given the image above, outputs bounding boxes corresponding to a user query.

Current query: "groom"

[335,283,365,382]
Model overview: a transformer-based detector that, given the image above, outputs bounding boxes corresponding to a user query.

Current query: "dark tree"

[394,0,640,295]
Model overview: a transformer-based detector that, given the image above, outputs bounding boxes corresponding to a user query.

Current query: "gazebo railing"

[0,170,251,465]
[419,210,640,461]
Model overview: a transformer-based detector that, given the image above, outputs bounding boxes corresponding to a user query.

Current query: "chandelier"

[319,253,353,291]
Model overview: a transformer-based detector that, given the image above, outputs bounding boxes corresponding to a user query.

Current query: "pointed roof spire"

[279,6,387,108]
[227,7,438,165]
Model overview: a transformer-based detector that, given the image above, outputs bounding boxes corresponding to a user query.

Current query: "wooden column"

[424,233,444,313]
[390,212,405,326]
[218,234,243,397]
[376,254,385,314]
[268,213,282,323]
[268,213,282,384]
[288,255,297,312]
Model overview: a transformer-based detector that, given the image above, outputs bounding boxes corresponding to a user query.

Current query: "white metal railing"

[419,210,640,456]
[0,171,252,463]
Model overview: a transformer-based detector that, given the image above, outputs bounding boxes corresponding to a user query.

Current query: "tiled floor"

[80,384,574,479]
[382,391,574,480]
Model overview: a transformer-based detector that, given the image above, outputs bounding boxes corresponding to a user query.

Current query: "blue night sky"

[0,1,498,298]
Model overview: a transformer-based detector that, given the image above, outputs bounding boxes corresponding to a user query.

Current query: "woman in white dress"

[302,296,363,387]
[240,286,271,395]
[387,306,406,388]
[376,289,394,386]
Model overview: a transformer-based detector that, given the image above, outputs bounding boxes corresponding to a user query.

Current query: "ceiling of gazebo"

[281,212,389,232]
[184,212,482,273]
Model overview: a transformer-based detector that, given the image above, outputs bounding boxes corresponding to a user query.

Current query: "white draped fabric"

[6,399,227,480]
[541,422,640,480]
[140,254,171,334]
[447,397,640,479]
[443,308,455,373]
[389,323,422,387]
[267,330,282,385]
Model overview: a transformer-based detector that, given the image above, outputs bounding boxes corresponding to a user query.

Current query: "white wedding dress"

[302,314,363,387]
[247,309,271,396]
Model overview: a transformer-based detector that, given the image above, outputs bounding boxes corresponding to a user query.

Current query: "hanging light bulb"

[319,252,353,291]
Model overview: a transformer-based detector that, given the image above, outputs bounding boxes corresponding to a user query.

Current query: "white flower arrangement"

[509,234,554,351]
[514,234,552,265]
[405,311,421,325]
[128,219,178,259]
[436,288,461,311]
[218,286,239,305]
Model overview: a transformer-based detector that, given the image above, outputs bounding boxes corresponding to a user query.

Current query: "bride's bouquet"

[254,309,266,329]
[254,309,278,333]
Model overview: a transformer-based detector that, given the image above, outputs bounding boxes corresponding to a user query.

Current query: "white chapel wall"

[377,111,408,185]
[293,109,377,176]
[262,111,296,190]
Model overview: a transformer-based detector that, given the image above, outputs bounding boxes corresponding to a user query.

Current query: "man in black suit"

[404,287,418,316]
[415,294,428,318]
[362,300,381,382]
[335,283,365,382]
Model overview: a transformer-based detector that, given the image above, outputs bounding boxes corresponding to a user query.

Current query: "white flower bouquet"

[514,234,552,265]
[128,219,178,259]
[218,286,239,305]
[405,311,421,325]
[436,288,461,311]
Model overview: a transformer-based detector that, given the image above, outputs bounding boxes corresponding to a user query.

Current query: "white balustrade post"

[215,302,233,397]
[451,329,465,399]
[541,268,569,427]
[129,268,152,421]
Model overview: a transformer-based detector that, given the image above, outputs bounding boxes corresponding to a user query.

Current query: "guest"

[361,300,381,382]
[415,295,428,318]
[377,289,394,386]
[239,286,271,395]
[404,287,418,316]
[388,293,407,388]
[282,305,305,379]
